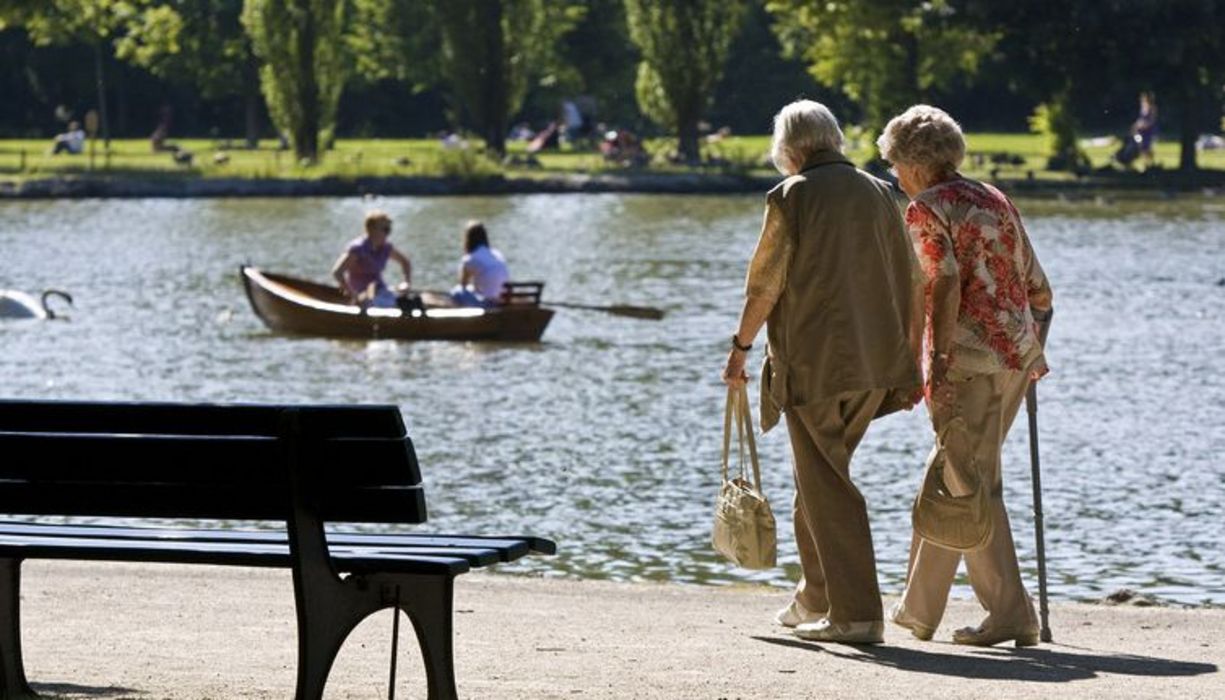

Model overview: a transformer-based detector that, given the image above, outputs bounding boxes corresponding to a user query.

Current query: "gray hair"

[876,105,966,175]
[770,100,844,176]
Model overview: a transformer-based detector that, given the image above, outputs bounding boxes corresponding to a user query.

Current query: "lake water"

[2,193,1223,606]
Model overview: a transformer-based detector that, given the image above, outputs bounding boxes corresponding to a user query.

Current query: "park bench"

[0,399,555,700]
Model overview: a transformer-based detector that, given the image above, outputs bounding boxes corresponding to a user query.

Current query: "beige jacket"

[746,150,924,432]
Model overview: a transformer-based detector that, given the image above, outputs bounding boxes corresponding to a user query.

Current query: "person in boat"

[878,104,1053,648]
[721,99,924,645]
[331,210,412,308]
[450,220,509,308]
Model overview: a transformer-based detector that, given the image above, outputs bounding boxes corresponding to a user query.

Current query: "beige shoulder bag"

[712,385,777,569]
[912,411,993,552]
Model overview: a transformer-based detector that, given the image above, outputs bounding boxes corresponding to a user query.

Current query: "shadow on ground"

[752,635,1218,683]
[30,681,144,698]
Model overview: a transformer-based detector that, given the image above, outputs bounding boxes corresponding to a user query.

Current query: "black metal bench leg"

[0,558,34,699]
[395,575,457,700]
[292,573,458,700]
[293,576,380,700]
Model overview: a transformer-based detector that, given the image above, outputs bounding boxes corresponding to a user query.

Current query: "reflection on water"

[2,193,1223,605]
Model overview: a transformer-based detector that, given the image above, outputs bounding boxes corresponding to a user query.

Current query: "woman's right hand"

[722,348,748,388]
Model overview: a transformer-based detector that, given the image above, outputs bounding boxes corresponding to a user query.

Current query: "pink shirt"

[344,236,393,295]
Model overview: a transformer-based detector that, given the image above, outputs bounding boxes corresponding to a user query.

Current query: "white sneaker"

[793,618,884,644]
[775,599,824,628]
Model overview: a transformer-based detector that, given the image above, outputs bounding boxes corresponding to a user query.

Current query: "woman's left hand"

[722,348,748,387]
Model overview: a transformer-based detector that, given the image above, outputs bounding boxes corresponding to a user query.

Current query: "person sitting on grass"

[331,210,413,308]
[450,220,509,308]
[50,121,85,155]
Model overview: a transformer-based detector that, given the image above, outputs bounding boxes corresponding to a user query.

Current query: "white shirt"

[63,129,85,153]
[461,246,509,301]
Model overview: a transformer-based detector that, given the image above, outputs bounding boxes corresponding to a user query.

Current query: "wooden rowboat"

[240,266,554,341]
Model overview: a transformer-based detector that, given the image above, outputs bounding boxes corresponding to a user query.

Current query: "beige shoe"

[887,602,935,641]
[775,599,825,628]
[793,618,884,644]
[953,625,1039,648]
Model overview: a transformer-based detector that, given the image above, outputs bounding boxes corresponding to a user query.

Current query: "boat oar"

[420,288,664,320]
[1027,307,1054,643]
[545,300,665,320]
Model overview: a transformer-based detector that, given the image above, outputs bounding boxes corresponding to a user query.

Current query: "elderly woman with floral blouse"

[878,105,1053,647]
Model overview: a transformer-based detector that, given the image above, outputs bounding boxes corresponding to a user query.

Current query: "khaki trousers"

[901,370,1038,631]
[785,388,888,624]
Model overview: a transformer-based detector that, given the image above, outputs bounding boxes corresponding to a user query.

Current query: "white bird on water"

[0,289,73,320]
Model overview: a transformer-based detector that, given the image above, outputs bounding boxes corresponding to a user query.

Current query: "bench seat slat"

[0,483,427,523]
[0,536,473,575]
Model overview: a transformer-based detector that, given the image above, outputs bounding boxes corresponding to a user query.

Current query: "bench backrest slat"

[0,400,426,524]
[0,433,418,486]
[3,483,424,523]
[0,400,404,437]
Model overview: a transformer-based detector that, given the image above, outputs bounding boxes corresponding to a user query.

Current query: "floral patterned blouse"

[906,177,1052,377]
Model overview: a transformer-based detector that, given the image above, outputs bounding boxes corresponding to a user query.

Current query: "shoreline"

[18,560,1224,698]
[4,169,1225,199]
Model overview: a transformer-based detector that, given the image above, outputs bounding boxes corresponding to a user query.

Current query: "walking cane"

[1026,308,1054,643]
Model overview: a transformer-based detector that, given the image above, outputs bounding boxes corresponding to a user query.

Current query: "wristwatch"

[731,334,752,352]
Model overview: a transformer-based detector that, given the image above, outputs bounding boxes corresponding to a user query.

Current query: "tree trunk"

[94,41,110,147]
[1179,87,1199,173]
[677,112,700,164]
[480,0,507,157]
[243,56,261,149]
[293,4,320,164]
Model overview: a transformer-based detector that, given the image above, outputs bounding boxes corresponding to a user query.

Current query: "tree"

[351,0,577,157]
[766,0,997,154]
[435,0,578,157]
[624,0,745,163]
[980,0,1225,172]
[0,0,141,147]
[115,0,264,147]
[242,0,347,163]
[1116,1,1225,172]
[545,0,639,129]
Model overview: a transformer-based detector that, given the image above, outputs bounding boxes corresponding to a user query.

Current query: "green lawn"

[1,132,1222,183]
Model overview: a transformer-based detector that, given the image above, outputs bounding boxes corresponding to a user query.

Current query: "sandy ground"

[14,561,1223,699]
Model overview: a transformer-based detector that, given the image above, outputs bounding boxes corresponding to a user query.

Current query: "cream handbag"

[912,411,994,552]
[712,385,777,569]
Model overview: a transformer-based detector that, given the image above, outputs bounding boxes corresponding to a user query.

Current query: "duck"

[0,289,74,319]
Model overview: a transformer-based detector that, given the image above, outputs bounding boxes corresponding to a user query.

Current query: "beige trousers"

[900,370,1038,632]
[785,388,888,624]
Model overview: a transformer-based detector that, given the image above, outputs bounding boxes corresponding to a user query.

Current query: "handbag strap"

[721,385,764,492]
[721,386,735,483]
[736,385,763,492]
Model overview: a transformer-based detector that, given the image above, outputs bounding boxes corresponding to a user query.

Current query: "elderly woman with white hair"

[722,100,923,644]
[878,105,1053,647]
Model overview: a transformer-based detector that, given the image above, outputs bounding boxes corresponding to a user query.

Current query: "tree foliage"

[242,0,347,163]
[435,0,579,156]
[0,0,146,144]
[981,0,1225,171]
[624,0,745,162]
[115,0,264,145]
[767,0,996,150]
[348,0,438,87]
[350,0,578,156]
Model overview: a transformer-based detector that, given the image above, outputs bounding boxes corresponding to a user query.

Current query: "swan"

[0,289,74,320]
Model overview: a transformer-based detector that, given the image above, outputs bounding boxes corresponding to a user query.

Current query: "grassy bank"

[3,132,1224,186]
